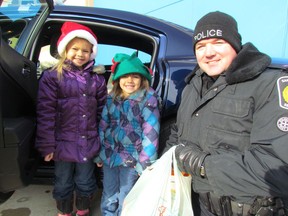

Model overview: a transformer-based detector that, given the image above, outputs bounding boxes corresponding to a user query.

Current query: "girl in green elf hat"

[95,52,161,215]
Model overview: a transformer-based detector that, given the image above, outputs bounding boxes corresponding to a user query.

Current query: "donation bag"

[122,146,193,216]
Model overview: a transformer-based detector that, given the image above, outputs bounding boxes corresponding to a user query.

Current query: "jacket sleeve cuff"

[93,156,102,164]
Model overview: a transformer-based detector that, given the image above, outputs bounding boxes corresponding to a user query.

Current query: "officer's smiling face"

[195,38,237,77]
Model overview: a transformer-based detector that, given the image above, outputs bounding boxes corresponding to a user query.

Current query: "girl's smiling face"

[66,37,93,67]
[119,73,142,98]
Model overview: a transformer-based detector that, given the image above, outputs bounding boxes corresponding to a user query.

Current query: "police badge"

[277,76,288,110]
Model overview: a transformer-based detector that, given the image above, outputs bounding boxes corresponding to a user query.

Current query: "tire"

[158,117,176,156]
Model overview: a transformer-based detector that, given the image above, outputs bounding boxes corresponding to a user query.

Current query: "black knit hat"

[193,11,242,53]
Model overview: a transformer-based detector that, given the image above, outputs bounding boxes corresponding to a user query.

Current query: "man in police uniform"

[166,11,288,216]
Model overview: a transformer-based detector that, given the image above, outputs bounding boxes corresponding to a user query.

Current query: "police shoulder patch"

[277,76,288,110]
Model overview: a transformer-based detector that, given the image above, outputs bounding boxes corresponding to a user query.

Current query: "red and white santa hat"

[57,21,98,60]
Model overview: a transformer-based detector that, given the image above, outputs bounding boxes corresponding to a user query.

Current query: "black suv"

[0,0,287,194]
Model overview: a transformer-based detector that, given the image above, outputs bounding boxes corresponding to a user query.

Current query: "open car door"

[0,0,54,193]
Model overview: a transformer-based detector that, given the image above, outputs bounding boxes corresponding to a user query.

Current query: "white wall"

[94,0,288,58]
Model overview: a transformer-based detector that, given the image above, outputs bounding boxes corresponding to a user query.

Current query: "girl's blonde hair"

[52,52,67,80]
[111,75,150,99]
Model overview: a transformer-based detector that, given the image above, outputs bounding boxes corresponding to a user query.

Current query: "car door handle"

[22,65,31,78]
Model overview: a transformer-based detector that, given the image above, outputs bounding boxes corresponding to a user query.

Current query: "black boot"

[56,198,73,215]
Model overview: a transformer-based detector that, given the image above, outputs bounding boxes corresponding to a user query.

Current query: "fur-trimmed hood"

[225,42,271,84]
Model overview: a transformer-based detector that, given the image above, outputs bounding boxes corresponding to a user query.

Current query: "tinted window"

[0,0,46,49]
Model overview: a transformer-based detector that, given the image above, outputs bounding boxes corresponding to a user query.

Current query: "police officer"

[165,11,288,216]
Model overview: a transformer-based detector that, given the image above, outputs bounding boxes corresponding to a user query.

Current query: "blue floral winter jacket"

[97,87,161,174]
[35,60,107,163]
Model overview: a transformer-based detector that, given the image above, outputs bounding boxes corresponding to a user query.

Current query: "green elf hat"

[111,52,153,83]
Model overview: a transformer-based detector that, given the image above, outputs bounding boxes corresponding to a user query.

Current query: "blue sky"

[94,0,288,59]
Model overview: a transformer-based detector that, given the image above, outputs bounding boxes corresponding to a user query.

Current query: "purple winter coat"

[35,60,107,163]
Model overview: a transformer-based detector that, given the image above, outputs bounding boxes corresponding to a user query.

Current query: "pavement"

[0,184,102,216]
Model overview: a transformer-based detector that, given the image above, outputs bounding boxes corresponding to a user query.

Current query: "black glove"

[175,143,209,177]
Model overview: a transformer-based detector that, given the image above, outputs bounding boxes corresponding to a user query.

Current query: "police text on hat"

[193,11,242,53]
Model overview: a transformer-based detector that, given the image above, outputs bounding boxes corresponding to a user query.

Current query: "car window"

[38,44,151,71]
[36,19,156,88]
[0,0,48,49]
[98,44,152,92]
[97,44,151,65]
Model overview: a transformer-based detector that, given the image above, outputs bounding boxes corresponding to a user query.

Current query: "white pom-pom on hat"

[57,21,98,60]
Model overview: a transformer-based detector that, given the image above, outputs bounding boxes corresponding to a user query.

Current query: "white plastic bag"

[121,146,193,216]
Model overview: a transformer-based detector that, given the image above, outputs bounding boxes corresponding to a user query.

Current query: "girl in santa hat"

[35,21,107,216]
